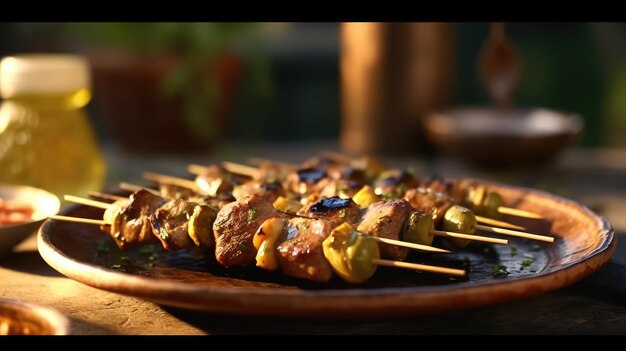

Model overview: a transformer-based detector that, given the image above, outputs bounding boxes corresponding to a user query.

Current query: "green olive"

[188,205,218,248]
[483,191,503,218]
[442,205,477,248]
[464,185,486,214]
[402,211,434,246]
[323,223,380,283]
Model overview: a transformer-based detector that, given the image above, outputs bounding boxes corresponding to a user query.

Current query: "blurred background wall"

[1,22,623,152]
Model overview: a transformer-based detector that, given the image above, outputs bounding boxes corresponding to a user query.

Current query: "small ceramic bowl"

[424,107,583,167]
[0,185,60,257]
[0,299,70,335]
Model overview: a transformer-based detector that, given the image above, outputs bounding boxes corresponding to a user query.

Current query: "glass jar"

[0,54,106,199]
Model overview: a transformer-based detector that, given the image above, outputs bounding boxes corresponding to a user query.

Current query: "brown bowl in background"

[0,299,70,335]
[424,107,583,167]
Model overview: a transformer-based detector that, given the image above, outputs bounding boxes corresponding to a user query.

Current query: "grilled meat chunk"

[276,217,334,283]
[298,196,362,227]
[213,195,280,267]
[232,181,285,203]
[103,189,166,250]
[150,199,197,250]
[159,184,197,200]
[403,187,453,227]
[356,199,410,260]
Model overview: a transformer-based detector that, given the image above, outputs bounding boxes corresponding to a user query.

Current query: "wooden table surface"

[2,142,626,334]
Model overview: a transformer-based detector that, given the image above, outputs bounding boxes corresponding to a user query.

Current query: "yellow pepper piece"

[273,196,303,213]
[352,185,381,208]
[253,217,287,271]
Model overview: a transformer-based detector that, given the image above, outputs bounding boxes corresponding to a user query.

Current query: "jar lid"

[0,54,90,98]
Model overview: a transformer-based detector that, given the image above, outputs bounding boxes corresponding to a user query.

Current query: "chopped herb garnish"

[492,264,510,278]
[239,243,251,252]
[510,246,518,257]
[376,216,392,226]
[95,240,110,253]
[530,243,541,252]
[247,208,258,222]
[159,228,169,241]
[338,209,346,219]
[521,258,535,267]
[263,247,271,254]
[530,269,537,273]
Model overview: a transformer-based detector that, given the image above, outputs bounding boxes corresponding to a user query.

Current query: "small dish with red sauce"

[0,185,60,257]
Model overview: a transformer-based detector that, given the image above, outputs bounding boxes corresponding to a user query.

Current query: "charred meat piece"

[298,196,362,227]
[356,199,410,261]
[102,189,166,250]
[232,181,285,203]
[213,195,281,267]
[282,167,328,195]
[403,187,453,227]
[276,217,334,283]
[150,199,197,250]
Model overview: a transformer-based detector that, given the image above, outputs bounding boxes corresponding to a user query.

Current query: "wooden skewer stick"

[119,182,160,196]
[370,236,450,254]
[320,150,545,220]
[223,161,540,227]
[49,215,106,226]
[132,172,525,246]
[475,215,526,231]
[432,230,508,245]
[497,206,544,220]
[63,195,112,210]
[371,258,466,277]
[187,164,211,175]
[86,191,451,255]
[143,172,198,190]
[221,161,259,178]
[49,214,466,278]
[476,224,554,243]
[88,191,126,202]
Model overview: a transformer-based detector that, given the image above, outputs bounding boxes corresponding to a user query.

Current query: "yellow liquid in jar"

[0,89,106,200]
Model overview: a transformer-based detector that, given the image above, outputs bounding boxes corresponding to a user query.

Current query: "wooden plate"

[37,180,614,318]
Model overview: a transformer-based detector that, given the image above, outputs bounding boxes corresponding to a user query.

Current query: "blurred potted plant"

[70,22,270,153]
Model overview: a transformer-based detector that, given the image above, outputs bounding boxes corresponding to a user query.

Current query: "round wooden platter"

[37,179,615,318]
